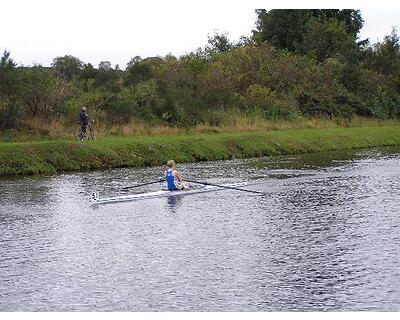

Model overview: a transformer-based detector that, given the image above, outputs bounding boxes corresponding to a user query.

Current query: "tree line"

[1,9,399,132]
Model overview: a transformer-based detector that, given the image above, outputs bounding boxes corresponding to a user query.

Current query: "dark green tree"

[0,51,22,129]
[317,9,363,38]
[0,50,17,95]
[253,9,313,52]
[253,9,363,55]
[51,55,83,80]
[206,31,234,53]
[21,65,61,118]
[302,18,357,62]
[127,56,142,68]
[94,62,119,90]
[79,63,97,80]
[124,58,154,86]
[363,27,400,76]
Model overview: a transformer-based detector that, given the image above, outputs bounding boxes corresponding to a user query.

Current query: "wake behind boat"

[92,182,248,205]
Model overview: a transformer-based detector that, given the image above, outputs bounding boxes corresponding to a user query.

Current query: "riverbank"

[1,126,399,176]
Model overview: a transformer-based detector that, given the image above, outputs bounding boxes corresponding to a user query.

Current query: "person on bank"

[79,106,89,140]
[165,160,188,191]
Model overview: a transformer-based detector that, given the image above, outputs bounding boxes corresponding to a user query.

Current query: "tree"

[127,56,142,68]
[0,50,16,69]
[94,62,119,89]
[253,9,313,52]
[0,51,23,130]
[51,55,83,80]
[363,27,400,76]
[124,59,154,86]
[0,50,17,95]
[253,9,364,55]
[302,18,356,62]
[206,31,234,53]
[311,9,363,39]
[21,66,62,118]
[236,35,252,47]
[135,80,157,110]
[79,63,97,80]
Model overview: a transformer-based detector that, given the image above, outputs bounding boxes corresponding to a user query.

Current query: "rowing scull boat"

[92,182,247,205]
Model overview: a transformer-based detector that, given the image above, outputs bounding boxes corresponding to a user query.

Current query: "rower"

[165,160,188,191]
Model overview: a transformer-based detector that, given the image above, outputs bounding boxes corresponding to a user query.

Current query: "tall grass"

[187,116,400,134]
[1,113,399,142]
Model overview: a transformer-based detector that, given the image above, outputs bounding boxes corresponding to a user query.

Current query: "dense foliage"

[1,9,399,133]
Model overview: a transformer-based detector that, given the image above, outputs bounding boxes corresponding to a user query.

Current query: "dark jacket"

[80,111,88,125]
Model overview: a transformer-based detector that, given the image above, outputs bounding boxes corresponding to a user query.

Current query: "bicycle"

[74,120,97,141]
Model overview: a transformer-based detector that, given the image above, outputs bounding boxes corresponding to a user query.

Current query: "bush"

[0,98,23,130]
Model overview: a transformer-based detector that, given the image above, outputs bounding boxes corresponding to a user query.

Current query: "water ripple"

[0,147,400,311]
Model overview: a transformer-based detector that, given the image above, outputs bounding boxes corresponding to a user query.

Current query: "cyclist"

[79,107,89,140]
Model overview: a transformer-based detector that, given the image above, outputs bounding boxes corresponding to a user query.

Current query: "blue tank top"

[165,169,178,191]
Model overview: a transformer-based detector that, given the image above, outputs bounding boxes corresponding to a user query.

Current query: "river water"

[0,147,400,311]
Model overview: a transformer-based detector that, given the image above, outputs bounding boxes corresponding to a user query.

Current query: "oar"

[184,179,265,195]
[121,179,164,190]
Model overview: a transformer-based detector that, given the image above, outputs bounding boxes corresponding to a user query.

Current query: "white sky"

[1,0,399,68]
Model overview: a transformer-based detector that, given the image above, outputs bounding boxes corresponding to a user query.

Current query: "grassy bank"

[0,126,400,176]
[2,116,400,142]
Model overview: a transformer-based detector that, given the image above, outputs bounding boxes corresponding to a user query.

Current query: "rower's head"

[167,160,176,169]
[81,106,87,112]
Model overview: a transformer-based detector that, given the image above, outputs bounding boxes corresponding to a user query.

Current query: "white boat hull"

[92,183,246,205]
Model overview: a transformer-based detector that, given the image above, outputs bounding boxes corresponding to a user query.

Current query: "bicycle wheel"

[74,128,82,141]
[89,127,97,140]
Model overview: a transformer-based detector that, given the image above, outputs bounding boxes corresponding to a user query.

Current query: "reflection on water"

[166,195,184,212]
[0,147,400,311]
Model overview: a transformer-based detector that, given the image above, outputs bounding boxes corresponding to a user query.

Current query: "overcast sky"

[1,0,399,68]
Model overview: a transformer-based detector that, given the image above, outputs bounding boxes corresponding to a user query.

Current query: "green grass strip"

[0,126,399,176]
